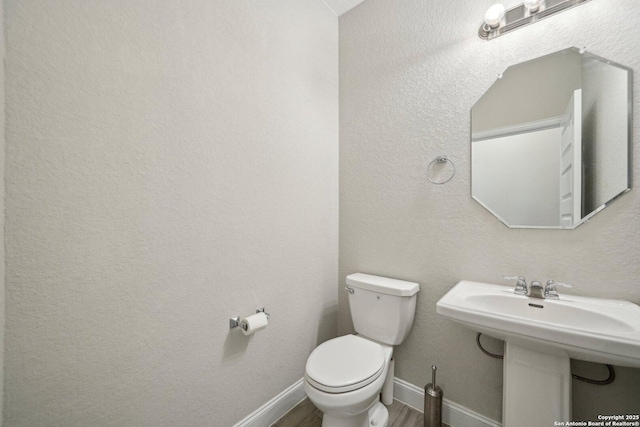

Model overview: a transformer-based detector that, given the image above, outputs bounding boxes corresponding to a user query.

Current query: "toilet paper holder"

[229,307,270,331]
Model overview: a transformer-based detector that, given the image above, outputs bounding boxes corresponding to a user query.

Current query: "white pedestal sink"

[436,280,640,427]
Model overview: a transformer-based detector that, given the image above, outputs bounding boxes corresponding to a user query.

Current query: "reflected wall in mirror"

[471,48,632,229]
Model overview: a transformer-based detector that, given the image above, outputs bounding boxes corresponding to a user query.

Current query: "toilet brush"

[424,365,443,427]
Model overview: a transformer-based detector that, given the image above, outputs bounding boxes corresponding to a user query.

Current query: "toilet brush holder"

[424,365,443,427]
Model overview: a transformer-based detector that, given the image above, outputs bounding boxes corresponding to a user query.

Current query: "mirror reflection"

[471,48,632,229]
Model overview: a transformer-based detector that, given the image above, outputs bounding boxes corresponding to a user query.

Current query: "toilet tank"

[346,273,420,346]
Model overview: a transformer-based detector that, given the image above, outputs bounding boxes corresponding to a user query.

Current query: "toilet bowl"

[304,335,393,427]
[303,273,420,427]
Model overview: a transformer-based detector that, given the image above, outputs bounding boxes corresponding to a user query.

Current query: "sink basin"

[436,280,640,368]
[437,280,640,426]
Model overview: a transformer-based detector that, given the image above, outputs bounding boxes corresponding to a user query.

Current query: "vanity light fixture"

[479,0,592,40]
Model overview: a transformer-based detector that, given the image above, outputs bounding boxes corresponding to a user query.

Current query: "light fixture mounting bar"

[479,0,591,40]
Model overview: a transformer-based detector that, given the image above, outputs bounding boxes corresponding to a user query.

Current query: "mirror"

[471,48,632,229]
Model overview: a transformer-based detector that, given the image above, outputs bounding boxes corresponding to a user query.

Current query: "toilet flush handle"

[344,286,355,294]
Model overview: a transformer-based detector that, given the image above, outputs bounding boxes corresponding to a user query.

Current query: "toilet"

[304,273,420,427]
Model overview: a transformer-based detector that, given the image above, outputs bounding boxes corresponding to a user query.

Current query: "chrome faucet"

[503,275,528,295]
[544,280,573,299]
[504,276,573,299]
[528,281,545,299]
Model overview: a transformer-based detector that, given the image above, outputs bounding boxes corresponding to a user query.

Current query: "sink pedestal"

[503,342,571,427]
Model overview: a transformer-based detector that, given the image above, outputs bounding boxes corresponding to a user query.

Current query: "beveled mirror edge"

[471,194,566,229]
[470,47,634,230]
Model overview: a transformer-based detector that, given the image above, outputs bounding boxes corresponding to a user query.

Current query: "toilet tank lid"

[346,273,420,296]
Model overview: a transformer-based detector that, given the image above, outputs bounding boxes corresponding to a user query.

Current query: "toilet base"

[369,401,389,427]
[321,400,389,427]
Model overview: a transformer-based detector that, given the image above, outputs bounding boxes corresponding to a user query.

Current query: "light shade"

[524,0,543,11]
[484,4,506,28]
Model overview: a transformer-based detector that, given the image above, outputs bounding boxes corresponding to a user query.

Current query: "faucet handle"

[544,280,573,299]
[504,275,528,295]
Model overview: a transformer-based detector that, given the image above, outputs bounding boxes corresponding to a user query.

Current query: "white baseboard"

[232,379,306,427]
[393,378,502,427]
[233,377,501,427]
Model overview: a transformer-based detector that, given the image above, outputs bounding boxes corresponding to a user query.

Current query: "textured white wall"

[4,1,338,426]
[339,0,640,422]
[0,3,5,425]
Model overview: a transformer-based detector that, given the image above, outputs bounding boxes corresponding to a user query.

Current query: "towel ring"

[427,156,455,185]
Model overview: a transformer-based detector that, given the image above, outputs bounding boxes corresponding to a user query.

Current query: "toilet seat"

[305,335,386,394]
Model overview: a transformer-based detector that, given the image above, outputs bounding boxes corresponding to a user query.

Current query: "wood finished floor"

[272,398,452,427]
